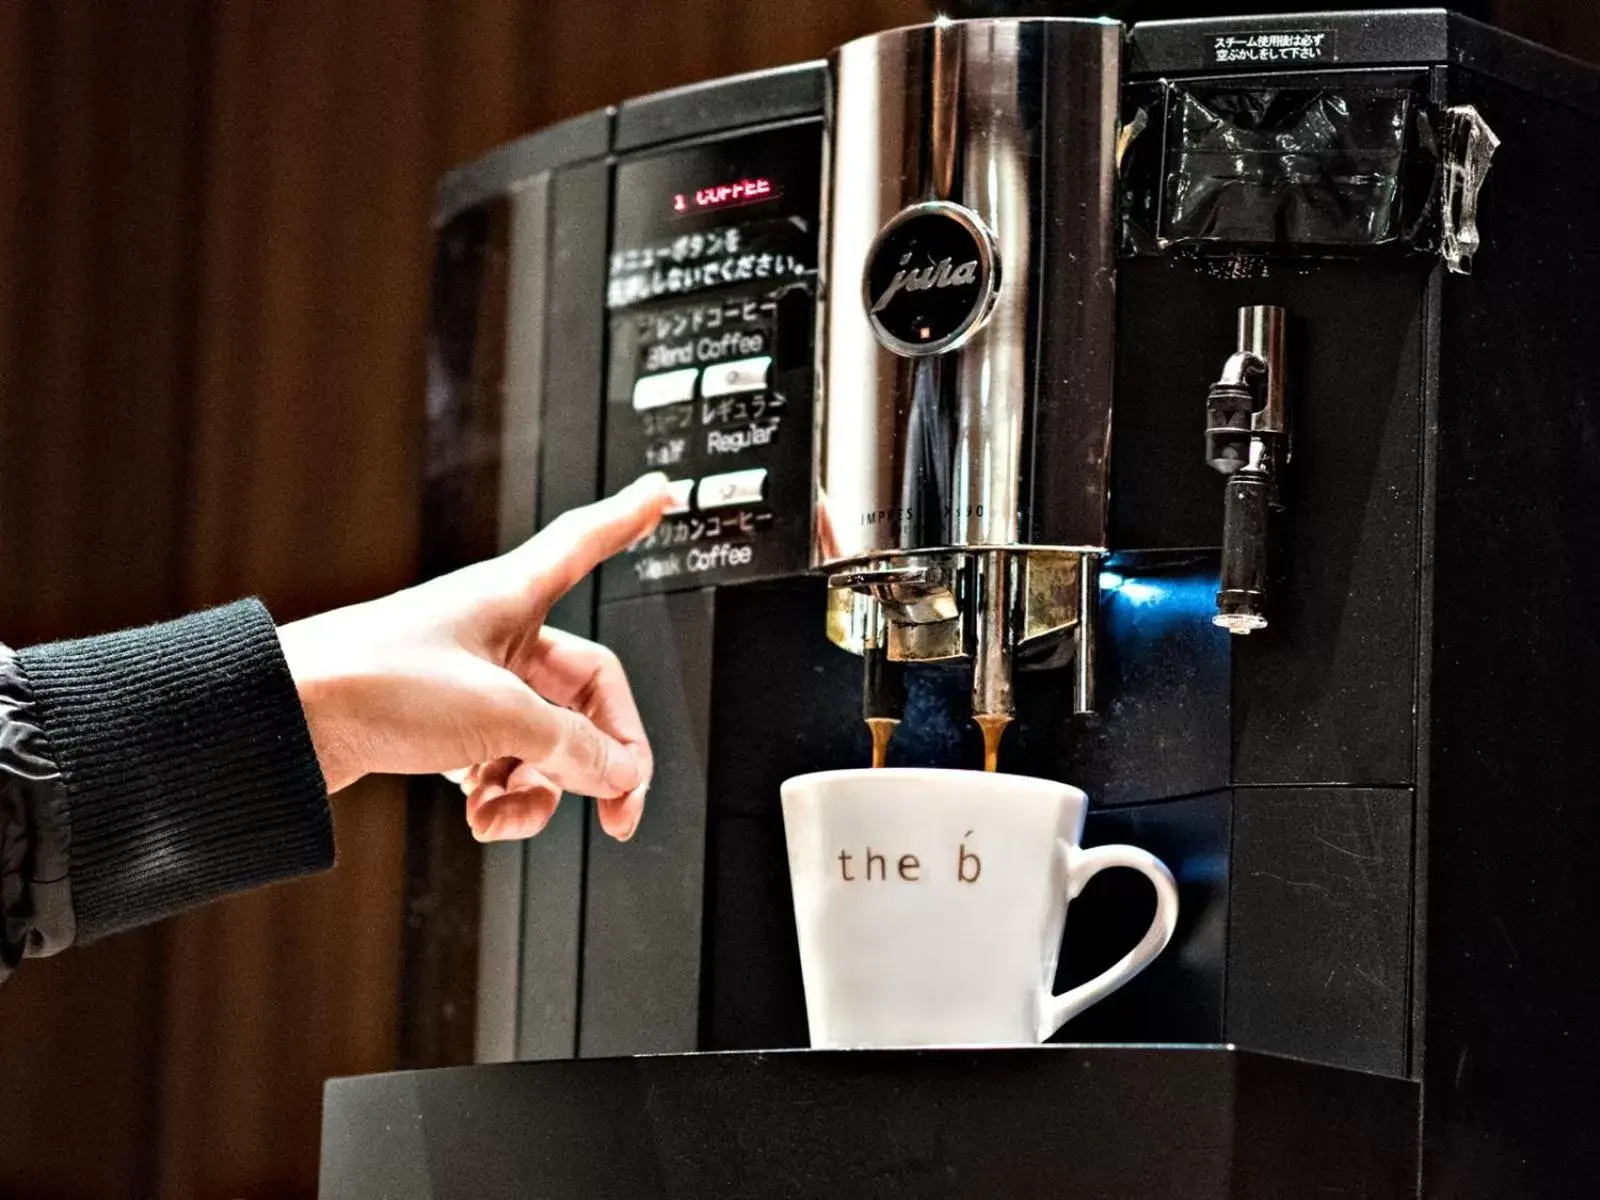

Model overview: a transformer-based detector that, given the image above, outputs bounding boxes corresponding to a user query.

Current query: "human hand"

[278,473,670,842]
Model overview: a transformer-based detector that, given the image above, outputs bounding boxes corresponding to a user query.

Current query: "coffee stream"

[867,717,898,770]
[974,713,1011,774]
[868,713,1010,772]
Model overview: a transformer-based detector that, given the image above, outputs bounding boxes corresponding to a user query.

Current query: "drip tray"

[319,1045,1418,1199]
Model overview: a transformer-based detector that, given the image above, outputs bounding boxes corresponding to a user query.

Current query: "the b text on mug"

[833,831,983,884]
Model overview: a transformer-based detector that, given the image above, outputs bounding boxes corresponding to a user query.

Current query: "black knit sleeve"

[13,598,334,944]
[0,645,74,982]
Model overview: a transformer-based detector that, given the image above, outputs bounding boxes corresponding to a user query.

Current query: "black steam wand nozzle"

[1215,440,1279,633]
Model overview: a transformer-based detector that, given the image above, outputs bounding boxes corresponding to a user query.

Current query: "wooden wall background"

[0,2,925,1196]
[0,2,1589,1196]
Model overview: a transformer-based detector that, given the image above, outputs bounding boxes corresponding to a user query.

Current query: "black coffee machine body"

[324,10,1600,1198]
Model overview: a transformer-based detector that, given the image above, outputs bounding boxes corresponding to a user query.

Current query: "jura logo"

[862,201,997,357]
[869,254,981,315]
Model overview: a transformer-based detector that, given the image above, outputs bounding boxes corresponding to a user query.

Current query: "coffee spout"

[971,550,1016,772]
[861,601,904,769]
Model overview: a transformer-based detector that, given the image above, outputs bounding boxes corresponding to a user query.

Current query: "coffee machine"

[324,8,1600,1197]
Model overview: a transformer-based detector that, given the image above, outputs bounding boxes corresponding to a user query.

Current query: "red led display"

[673,177,780,215]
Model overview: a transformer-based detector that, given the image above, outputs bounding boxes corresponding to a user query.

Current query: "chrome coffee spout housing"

[814,16,1122,727]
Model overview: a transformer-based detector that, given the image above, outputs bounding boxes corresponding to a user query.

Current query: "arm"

[0,474,668,981]
[1,645,75,980]
[1,598,329,976]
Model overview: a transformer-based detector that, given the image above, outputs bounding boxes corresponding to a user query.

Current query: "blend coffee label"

[862,201,998,357]
[1208,29,1337,65]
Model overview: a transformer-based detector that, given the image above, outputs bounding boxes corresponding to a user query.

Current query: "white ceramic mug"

[780,767,1180,1048]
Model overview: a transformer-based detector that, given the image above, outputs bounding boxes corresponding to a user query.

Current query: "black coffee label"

[862,202,997,357]
[1209,29,1336,66]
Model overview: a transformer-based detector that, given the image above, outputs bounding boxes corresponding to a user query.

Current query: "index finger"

[515,472,670,607]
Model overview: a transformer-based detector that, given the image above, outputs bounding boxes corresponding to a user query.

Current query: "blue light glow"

[1098,559,1224,636]
[1105,576,1168,607]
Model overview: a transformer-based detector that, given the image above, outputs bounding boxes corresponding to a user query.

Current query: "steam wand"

[1205,306,1289,634]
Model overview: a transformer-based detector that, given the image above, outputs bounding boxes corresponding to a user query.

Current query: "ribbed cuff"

[16,599,333,941]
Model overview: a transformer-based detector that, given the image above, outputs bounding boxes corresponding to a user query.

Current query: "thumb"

[501,685,646,801]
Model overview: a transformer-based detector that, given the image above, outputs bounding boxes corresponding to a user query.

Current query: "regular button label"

[700,355,771,398]
[697,468,767,510]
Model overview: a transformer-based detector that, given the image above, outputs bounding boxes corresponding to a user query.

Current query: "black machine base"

[319,1046,1418,1199]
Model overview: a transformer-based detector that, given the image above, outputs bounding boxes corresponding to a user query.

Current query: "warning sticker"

[1209,30,1337,66]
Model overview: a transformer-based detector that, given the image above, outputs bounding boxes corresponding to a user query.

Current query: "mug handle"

[1038,840,1181,1041]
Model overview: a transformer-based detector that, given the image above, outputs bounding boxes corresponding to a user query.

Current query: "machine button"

[699,355,771,398]
[632,367,699,411]
[664,478,695,515]
[697,468,767,510]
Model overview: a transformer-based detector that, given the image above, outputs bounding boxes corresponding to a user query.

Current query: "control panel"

[598,122,822,599]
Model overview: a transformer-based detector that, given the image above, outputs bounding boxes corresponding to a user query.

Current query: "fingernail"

[603,745,645,796]
[633,472,670,496]
[616,786,647,843]
[470,798,500,842]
